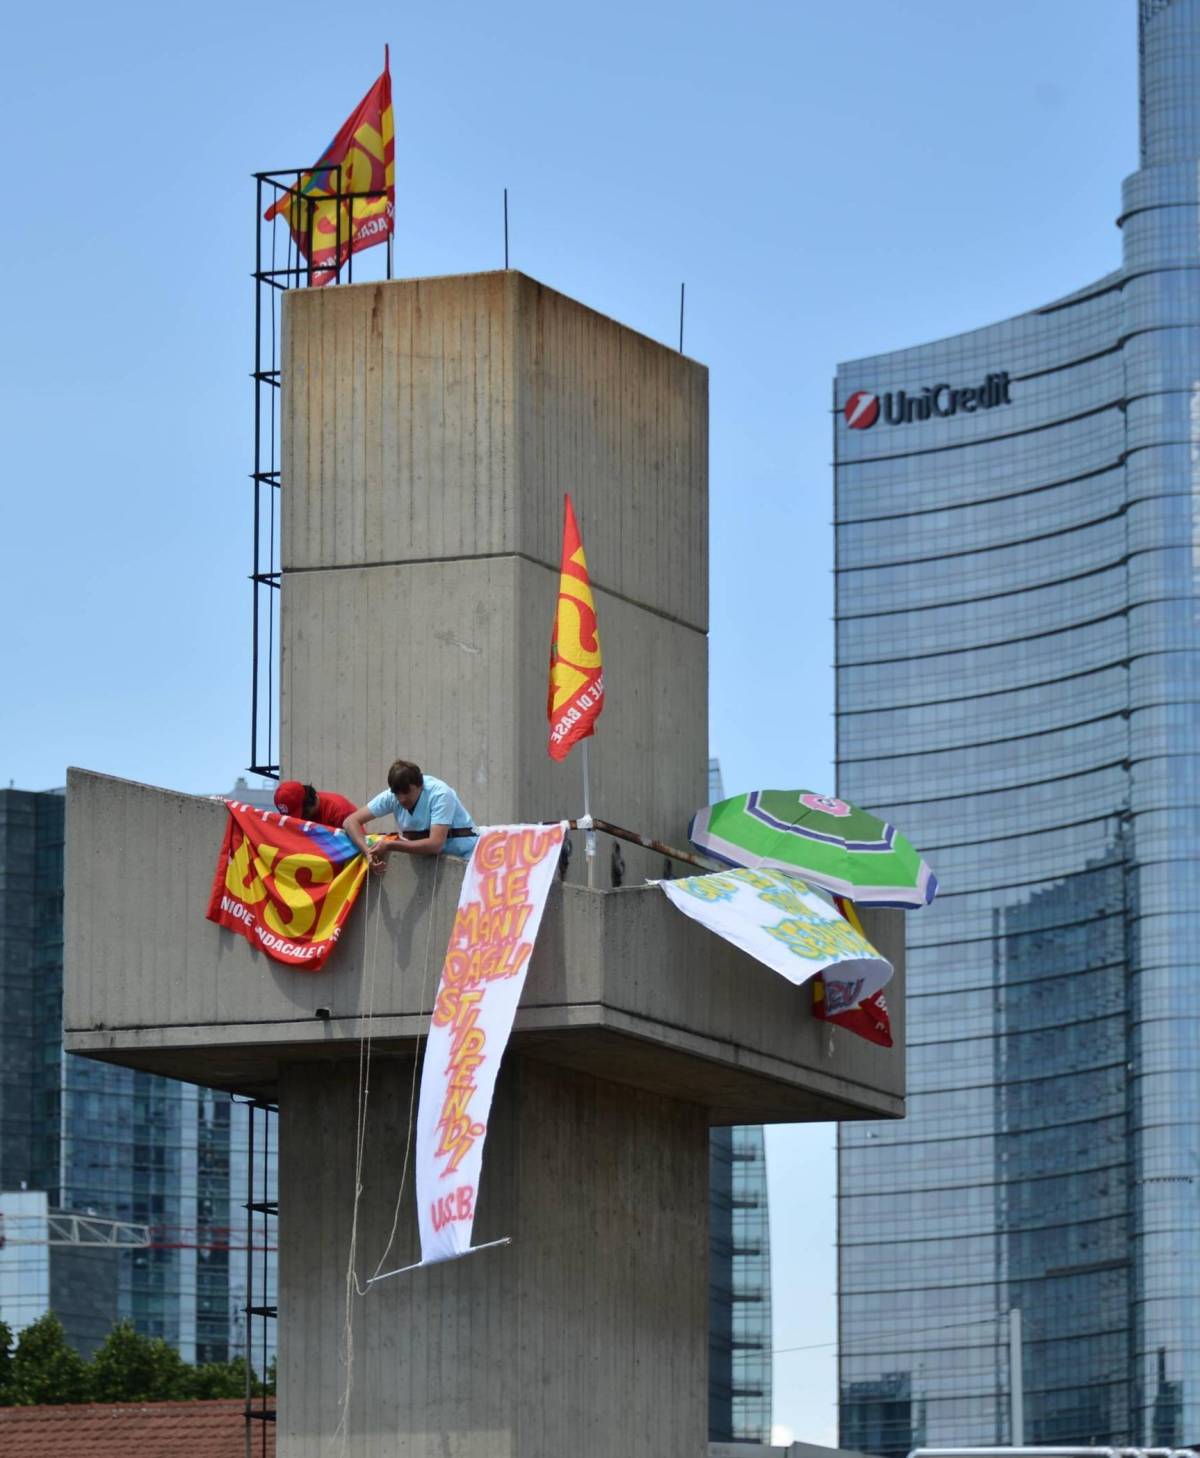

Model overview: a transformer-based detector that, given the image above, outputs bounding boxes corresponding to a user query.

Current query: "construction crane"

[0,1210,149,1249]
[0,1213,275,1252]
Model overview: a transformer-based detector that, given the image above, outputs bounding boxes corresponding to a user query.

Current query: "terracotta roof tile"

[0,1398,275,1457]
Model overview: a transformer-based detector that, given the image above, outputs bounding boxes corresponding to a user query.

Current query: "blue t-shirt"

[367,776,477,859]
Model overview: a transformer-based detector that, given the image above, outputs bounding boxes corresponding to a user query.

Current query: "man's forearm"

[343,813,373,856]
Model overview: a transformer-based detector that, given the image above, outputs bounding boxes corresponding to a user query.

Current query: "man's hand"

[343,805,376,861]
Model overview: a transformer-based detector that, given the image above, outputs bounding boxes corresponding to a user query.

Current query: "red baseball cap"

[275,780,306,817]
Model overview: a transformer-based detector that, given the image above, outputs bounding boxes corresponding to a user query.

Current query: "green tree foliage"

[0,1319,13,1400]
[10,1313,90,1405]
[89,1321,191,1403]
[189,1354,254,1399]
[0,1312,272,1406]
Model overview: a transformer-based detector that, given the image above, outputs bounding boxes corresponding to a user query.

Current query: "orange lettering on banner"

[429,827,562,1178]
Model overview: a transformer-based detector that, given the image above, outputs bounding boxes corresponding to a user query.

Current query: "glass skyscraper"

[706,758,773,1444]
[835,1,1200,1448]
[0,787,268,1361]
[709,1124,773,1442]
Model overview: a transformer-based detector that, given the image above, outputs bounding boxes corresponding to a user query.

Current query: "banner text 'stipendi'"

[207,802,371,970]
[265,53,395,287]
[414,823,567,1265]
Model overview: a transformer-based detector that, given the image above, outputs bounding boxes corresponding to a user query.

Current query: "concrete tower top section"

[279,270,710,845]
[282,270,708,632]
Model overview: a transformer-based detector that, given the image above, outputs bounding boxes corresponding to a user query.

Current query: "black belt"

[401,827,477,841]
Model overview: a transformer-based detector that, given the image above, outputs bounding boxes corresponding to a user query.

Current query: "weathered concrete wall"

[65,769,905,1125]
[279,272,708,863]
[281,271,707,625]
[278,1057,707,1458]
[281,557,705,841]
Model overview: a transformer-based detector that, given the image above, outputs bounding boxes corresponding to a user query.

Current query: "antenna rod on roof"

[679,282,685,353]
[504,188,509,269]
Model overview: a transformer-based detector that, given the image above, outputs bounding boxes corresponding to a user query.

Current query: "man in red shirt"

[274,780,358,829]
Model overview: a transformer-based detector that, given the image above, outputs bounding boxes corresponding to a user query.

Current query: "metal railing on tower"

[242,1098,278,1458]
[249,169,392,780]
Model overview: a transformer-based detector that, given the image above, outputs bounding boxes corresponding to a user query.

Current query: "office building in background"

[0,784,273,1361]
[835,1,1200,1448]
[707,757,773,1443]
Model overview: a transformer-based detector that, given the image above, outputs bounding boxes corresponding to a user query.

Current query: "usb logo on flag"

[547,494,604,761]
[264,54,395,287]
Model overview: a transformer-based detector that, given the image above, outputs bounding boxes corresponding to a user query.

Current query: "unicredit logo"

[843,392,879,430]
[841,371,1012,429]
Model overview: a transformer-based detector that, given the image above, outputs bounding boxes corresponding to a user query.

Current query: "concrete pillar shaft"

[278,1056,708,1458]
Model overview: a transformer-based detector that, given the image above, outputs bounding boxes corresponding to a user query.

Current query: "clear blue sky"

[1,0,1135,1442]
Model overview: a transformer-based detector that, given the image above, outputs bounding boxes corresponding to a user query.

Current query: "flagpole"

[581,740,596,889]
[386,44,394,282]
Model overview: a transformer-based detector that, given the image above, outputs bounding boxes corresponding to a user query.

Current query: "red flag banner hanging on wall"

[813,980,894,1047]
[265,55,395,287]
[547,494,604,760]
[206,802,371,969]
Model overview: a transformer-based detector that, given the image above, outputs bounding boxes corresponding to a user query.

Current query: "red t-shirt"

[313,790,357,828]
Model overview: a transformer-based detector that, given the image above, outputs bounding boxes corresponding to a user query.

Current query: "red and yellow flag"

[206,802,373,970]
[548,494,604,761]
[265,54,395,287]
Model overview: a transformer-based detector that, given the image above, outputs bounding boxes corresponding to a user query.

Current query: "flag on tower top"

[265,52,395,286]
[547,494,604,761]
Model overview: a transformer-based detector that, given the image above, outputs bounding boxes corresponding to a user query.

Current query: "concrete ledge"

[65,769,905,1123]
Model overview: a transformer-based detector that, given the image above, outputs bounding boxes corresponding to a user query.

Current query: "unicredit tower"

[835,2,1200,1449]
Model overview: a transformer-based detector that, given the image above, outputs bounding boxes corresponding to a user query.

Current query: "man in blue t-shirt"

[343,759,477,871]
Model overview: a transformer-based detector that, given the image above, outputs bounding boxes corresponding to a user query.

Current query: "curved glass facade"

[835,2,1200,1448]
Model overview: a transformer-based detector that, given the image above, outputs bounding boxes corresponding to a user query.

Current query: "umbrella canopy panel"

[689,789,937,909]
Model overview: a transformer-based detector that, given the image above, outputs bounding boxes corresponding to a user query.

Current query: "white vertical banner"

[415,822,567,1265]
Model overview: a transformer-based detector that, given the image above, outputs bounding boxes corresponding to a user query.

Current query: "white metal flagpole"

[581,739,596,888]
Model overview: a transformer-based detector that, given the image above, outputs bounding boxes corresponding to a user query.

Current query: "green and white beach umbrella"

[689,790,938,909]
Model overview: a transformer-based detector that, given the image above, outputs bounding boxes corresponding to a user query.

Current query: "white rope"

[335,849,447,1449]
[330,842,470,1453]
[334,861,386,1451]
